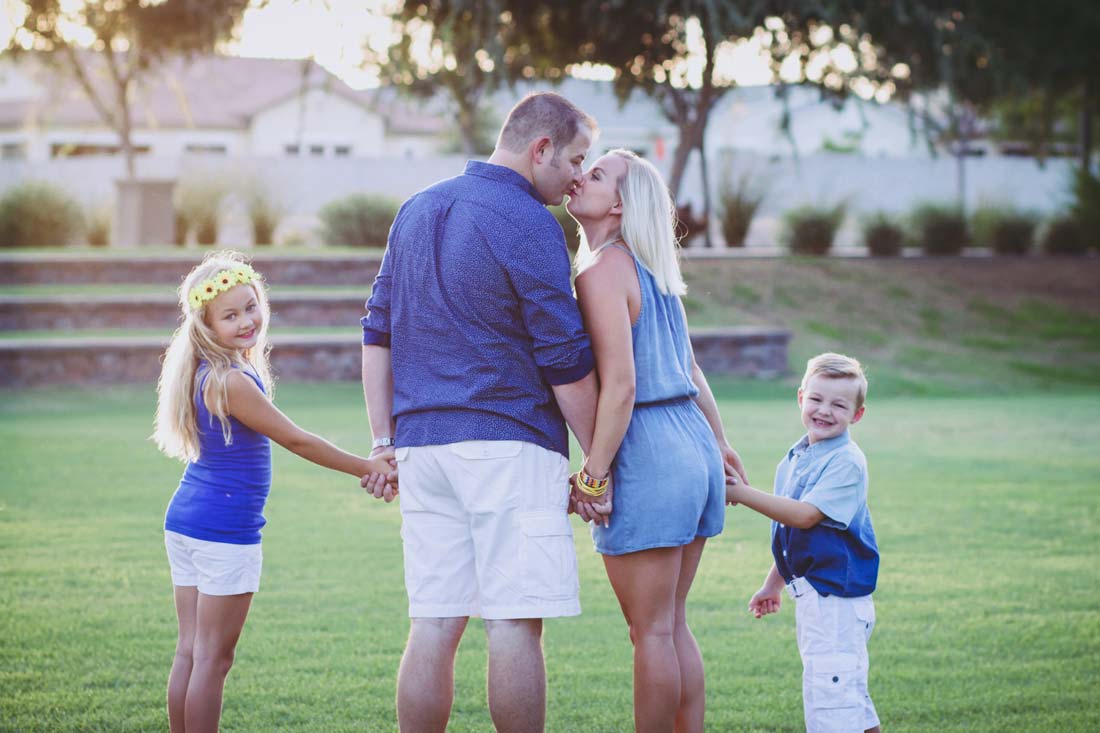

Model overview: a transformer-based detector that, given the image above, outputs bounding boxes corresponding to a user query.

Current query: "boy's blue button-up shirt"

[361,161,594,458]
[771,431,879,597]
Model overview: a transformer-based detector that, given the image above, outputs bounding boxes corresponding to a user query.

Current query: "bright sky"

[3,0,884,98]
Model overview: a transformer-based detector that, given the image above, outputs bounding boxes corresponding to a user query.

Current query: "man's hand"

[748,586,782,619]
[570,473,613,528]
[362,445,398,502]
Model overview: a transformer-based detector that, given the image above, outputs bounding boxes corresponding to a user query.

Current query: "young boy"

[727,353,881,733]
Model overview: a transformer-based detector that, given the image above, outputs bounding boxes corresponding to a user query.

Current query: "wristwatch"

[372,436,395,449]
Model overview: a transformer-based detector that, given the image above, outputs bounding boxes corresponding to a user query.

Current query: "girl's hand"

[362,448,398,502]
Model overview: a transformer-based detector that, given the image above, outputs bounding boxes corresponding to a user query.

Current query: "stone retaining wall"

[0,328,790,387]
[0,254,382,286]
[0,294,370,330]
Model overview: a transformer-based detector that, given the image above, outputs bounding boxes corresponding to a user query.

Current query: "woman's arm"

[225,371,394,480]
[679,300,748,483]
[574,248,638,515]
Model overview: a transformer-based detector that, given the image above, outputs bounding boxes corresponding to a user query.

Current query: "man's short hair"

[801,352,868,409]
[497,92,598,156]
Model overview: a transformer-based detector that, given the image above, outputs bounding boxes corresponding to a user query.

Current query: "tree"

[7,0,251,179]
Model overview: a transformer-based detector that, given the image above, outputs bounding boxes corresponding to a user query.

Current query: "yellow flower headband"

[187,263,260,311]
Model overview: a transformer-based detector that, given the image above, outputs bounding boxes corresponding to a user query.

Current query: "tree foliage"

[7,0,251,177]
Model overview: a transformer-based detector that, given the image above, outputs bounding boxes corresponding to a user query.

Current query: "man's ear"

[531,136,553,165]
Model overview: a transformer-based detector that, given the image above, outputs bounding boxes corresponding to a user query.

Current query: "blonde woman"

[153,251,394,732]
[567,151,747,732]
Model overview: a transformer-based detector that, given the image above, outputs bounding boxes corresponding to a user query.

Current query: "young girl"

[153,250,394,733]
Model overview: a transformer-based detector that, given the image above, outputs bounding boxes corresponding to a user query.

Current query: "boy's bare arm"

[727,479,826,529]
[749,564,785,618]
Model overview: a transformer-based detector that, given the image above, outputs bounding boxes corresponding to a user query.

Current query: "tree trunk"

[698,137,713,248]
[668,119,704,204]
[457,100,479,157]
[1081,79,1094,172]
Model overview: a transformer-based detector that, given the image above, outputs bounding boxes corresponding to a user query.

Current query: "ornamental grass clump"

[718,171,766,248]
[0,181,84,248]
[861,212,904,257]
[782,203,846,256]
[176,176,227,246]
[1040,217,1087,255]
[319,194,401,248]
[971,204,1037,255]
[909,202,970,255]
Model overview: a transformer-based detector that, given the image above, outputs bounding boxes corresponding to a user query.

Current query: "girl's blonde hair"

[153,250,273,462]
[575,148,687,296]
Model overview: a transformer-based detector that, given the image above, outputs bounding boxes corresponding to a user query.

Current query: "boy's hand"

[725,473,753,506]
[748,587,782,618]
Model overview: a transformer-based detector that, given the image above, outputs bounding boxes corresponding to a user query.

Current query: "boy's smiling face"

[798,374,865,444]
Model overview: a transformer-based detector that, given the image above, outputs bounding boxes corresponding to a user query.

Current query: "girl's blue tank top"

[164,363,273,545]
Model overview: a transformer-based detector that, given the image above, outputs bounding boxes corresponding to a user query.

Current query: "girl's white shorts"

[164,530,262,596]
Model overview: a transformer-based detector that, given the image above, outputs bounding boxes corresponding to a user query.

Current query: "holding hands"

[361,445,400,503]
[570,463,613,528]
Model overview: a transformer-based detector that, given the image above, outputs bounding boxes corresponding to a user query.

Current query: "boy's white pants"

[788,577,880,732]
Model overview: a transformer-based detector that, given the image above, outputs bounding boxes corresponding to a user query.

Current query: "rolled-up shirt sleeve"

[801,456,865,530]
[361,211,403,347]
[506,221,594,385]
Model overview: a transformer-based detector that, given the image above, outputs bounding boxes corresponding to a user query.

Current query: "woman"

[567,149,747,732]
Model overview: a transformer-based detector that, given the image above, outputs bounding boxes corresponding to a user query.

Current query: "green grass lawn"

[2,381,1098,731]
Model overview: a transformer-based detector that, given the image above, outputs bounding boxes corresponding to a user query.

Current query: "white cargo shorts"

[396,440,580,620]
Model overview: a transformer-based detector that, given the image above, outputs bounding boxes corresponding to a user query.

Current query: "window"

[1,143,26,160]
[50,143,151,158]
[334,145,352,157]
[309,144,324,156]
[285,144,300,155]
[185,144,227,155]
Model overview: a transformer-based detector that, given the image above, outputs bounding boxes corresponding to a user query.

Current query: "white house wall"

[249,88,386,157]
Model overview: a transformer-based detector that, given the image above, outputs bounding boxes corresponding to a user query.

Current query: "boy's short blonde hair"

[801,352,868,410]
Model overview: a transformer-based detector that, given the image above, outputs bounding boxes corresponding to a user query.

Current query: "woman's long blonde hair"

[575,149,687,296]
[153,250,273,462]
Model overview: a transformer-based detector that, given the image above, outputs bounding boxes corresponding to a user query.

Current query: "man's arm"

[362,344,397,501]
[727,479,826,529]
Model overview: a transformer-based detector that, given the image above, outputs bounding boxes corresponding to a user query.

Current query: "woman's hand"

[570,473,613,528]
[720,443,748,486]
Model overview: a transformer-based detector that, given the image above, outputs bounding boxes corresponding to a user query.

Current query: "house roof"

[0,53,447,135]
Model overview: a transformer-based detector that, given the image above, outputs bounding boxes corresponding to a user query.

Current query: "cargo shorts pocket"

[807,653,862,714]
[519,510,578,601]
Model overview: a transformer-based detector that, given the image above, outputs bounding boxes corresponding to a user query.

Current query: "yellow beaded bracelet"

[574,467,610,497]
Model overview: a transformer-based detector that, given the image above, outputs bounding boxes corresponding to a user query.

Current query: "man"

[361,92,599,733]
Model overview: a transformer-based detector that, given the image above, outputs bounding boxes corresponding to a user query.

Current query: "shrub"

[909,202,969,255]
[717,172,765,248]
[0,181,84,248]
[319,194,401,248]
[971,204,1036,254]
[548,204,581,253]
[85,204,111,247]
[247,187,281,246]
[1069,168,1100,251]
[1040,217,1087,255]
[674,203,707,244]
[782,203,845,256]
[861,212,904,257]
[176,177,226,246]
